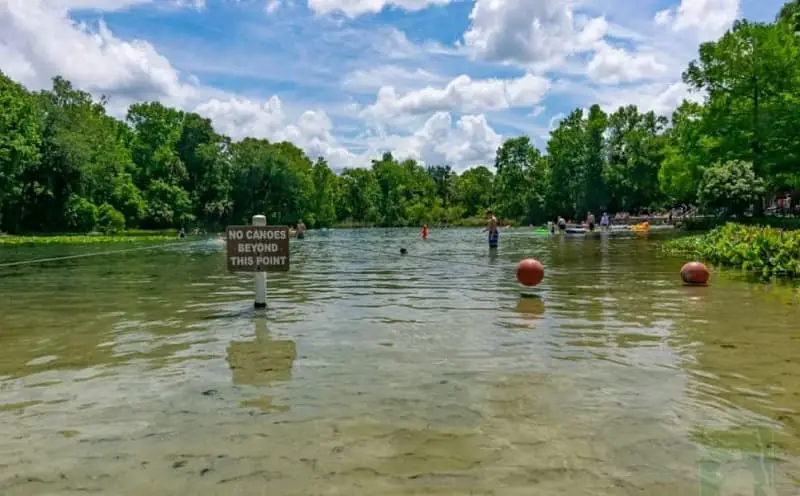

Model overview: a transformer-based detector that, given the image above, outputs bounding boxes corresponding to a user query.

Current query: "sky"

[0,0,788,172]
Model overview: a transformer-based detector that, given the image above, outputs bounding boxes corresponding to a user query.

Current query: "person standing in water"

[557,216,567,232]
[420,224,429,240]
[587,212,596,232]
[485,209,499,249]
[296,219,306,239]
[600,212,610,230]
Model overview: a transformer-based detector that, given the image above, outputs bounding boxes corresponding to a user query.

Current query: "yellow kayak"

[631,222,650,232]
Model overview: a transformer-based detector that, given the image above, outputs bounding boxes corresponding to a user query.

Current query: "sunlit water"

[1,228,799,495]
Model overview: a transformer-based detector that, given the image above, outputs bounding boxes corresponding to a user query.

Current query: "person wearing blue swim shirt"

[484,209,499,249]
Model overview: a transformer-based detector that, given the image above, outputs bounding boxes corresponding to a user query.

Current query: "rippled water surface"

[1,228,799,495]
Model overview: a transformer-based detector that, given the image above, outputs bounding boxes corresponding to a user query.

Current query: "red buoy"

[517,259,545,287]
[681,262,710,285]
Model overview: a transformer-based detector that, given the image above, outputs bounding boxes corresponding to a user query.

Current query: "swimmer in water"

[296,219,306,239]
[421,224,428,239]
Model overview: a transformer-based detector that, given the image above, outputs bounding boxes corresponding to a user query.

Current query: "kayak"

[631,223,650,232]
[565,227,586,234]
[533,228,551,235]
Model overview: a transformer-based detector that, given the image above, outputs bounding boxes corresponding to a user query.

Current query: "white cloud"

[0,0,196,105]
[48,0,153,9]
[463,0,608,70]
[586,41,669,84]
[362,73,550,122]
[457,0,744,118]
[194,96,357,168]
[593,82,703,116]
[46,0,205,11]
[194,95,505,170]
[194,98,502,170]
[655,0,740,41]
[370,26,456,59]
[366,112,502,171]
[342,65,446,92]
[308,0,452,18]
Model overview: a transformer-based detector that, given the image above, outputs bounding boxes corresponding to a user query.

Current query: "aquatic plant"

[0,233,179,246]
[664,223,800,278]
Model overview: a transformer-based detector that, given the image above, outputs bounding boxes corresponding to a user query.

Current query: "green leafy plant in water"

[0,232,179,246]
[664,223,800,279]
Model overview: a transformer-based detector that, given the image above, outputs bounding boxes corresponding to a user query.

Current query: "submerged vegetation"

[0,232,179,246]
[1,2,799,235]
[664,223,800,279]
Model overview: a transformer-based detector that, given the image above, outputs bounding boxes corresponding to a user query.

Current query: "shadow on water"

[1,228,799,494]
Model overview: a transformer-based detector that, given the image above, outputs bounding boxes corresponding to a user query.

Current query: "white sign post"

[252,214,267,308]
[225,215,290,309]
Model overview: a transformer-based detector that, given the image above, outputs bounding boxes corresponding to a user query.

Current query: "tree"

[604,105,667,213]
[0,72,40,231]
[778,0,800,32]
[548,109,587,218]
[494,137,548,223]
[659,102,713,205]
[426,165,456,207]
[684,19,800,197]
[583,104,608,215]
[698,160,765,217]
[337,168,380,224]
[454,166,493,218]
[310,158,338,227]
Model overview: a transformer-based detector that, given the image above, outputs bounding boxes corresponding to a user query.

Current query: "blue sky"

[0,0,789,171]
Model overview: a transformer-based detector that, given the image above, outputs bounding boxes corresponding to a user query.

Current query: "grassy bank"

[0,230,180,246]
[664,223,800,278]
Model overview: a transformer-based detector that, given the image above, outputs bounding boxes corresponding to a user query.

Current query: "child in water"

[421,224,429,239]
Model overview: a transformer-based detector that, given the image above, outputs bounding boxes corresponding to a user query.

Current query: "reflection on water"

[227,318,296,412]
[0,229,799,494]
[514,295,545,324]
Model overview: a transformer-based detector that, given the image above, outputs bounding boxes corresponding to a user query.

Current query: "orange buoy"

[681,261,710,285]
[517,258,545,287]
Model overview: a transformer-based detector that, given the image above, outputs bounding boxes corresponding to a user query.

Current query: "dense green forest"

[1,2,799,234]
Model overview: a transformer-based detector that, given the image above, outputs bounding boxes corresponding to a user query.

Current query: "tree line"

[1,1,799,234]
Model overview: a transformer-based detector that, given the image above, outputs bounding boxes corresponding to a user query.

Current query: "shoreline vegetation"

[0,230,181,246]
[2,214,799,245]
[664,223,800,279]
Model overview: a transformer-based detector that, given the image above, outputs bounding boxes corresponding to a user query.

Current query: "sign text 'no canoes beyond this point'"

[226,225,290,272]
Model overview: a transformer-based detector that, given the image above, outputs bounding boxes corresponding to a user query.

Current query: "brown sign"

[226,225,290,272]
